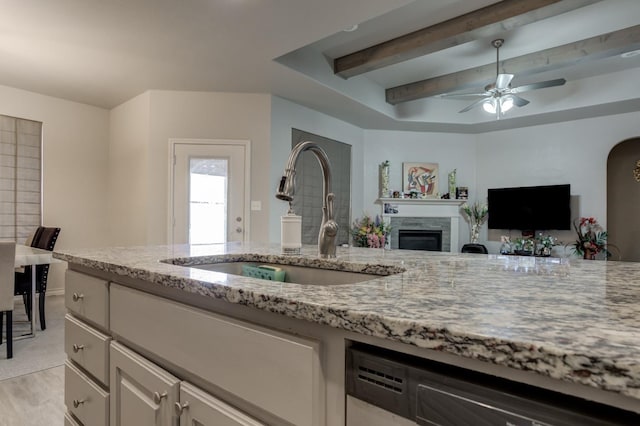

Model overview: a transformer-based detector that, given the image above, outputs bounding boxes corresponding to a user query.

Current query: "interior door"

[171,141,248,245]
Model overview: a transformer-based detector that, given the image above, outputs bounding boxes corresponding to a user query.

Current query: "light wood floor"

[0,365,64,426]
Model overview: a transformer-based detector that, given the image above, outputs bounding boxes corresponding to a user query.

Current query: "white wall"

[0,84,110,292]
[147,91,272,245]
[270,96,365,243]
[108,92,151,246]
[476,110,640,254]
[362,130,477,250]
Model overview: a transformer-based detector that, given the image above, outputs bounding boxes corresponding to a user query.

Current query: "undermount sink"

[164,255,405,286]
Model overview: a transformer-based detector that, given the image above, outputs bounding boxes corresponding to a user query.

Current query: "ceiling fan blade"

[511,78,566,93]
[459,98,488,113]
[440,90,488,98]
[441,93,489,101]
[495,74,514,90]
[510,95,530,107]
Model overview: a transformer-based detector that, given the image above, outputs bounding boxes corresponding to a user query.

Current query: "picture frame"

[402,162,439,197]
[456,186,469,200]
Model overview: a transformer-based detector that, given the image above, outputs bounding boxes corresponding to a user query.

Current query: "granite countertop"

[54,243,640,401]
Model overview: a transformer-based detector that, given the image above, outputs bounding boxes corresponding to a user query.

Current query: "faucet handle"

[326,193,335,218]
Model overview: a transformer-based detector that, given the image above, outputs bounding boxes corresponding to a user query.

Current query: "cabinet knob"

[174,401,189,416]
[72,344,85,353]
[153,391,167,404]
[72,398,85,408]
[72,293,84,302]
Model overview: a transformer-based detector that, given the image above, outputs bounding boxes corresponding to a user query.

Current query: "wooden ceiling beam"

[385,24,640,105]
[333,0,603,78]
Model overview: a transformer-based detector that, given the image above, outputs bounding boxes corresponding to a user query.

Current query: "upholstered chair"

[0,242,16,358]
[14,227,60,330]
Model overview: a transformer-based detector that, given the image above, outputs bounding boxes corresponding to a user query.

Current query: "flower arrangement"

[536,234,558,249]
[535,233,558,256]
[351,214,389,248]
[572,217,609,259]
[461,201,488,243]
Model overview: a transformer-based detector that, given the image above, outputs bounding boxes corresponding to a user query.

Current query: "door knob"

[153,391,167,404]
[236,227,243,233]
[236,216,242,222]
[174,401,190,416]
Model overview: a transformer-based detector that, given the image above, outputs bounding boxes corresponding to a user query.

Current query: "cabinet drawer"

[65,270,109,329]
[110,284,323,426]
[65,361,109,426]
[65,314,111,385]
[64,412,81,426]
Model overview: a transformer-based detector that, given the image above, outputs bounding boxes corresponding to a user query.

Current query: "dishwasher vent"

[347,346,412,420]
[357,366,404,393]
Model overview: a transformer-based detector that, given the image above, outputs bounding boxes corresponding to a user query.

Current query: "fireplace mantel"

[378,198,466,218]
[378,198,467,252]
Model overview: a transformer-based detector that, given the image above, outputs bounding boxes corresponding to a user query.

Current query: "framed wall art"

[403,162,439,197]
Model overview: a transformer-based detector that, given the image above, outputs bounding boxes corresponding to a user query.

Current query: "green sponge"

[241,264,286,282]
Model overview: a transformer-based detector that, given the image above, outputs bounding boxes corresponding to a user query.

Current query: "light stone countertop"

[54,243,640,402]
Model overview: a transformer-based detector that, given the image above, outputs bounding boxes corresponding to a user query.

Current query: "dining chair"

[461,243,489,254]
[14,227,61,330]
[0,242,16,359]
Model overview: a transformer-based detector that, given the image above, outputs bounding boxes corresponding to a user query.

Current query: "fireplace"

[380,198,464,252]
[398,230,443,251]
[388,217,451,251]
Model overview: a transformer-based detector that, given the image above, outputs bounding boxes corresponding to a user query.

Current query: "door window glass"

[189,158,227,245]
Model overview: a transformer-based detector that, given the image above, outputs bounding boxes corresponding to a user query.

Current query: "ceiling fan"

[443,39,566,117]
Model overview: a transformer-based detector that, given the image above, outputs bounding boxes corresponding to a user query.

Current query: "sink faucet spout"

[276,141,338,258]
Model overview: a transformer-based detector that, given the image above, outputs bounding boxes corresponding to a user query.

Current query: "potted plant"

[461,202,488,243]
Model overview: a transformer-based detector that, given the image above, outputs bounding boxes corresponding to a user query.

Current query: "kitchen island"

[54,243,640,425]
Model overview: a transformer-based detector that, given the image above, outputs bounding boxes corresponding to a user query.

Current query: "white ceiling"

[3,0,640,133]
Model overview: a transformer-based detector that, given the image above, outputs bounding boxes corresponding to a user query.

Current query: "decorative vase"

[470,222,480,243]
[380,164,390,198]
[583,248,596,260]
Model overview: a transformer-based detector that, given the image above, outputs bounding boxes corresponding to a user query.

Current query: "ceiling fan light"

[482,99,496,113]
[501,96,514,112]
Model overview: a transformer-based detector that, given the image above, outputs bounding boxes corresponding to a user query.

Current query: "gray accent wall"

[292,129,351,246]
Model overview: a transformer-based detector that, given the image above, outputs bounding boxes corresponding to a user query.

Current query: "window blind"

[0,115,42,243]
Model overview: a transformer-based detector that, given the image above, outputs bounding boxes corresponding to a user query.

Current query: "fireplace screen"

[398,230,442,251]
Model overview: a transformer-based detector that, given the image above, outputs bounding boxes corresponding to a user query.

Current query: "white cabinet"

[65,361,109,426]
[111,341,265,426]
[65,314,111,384]
[65,270,325,426]
[65,270,111,425]
[110,342,179,426]
[110,283,324,426]
[177,382,265,426]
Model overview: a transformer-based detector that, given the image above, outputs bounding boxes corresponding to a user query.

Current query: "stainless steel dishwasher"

[346,343,640,426]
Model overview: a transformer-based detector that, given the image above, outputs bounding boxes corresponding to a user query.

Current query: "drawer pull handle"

[72,398,85,408]
[72,344,85,353]
[174,401,189,416]
[72,293,84,302]
[153,391,168,404]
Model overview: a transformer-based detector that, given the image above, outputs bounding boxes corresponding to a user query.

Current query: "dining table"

[14,244,62,338]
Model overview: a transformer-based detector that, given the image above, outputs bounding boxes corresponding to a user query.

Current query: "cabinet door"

[110,342,180,426]
[178,382,265,426]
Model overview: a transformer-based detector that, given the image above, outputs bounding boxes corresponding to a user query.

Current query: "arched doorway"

[607,138,640,262]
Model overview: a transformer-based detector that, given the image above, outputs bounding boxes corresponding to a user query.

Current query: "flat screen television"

[488,184,571,231]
